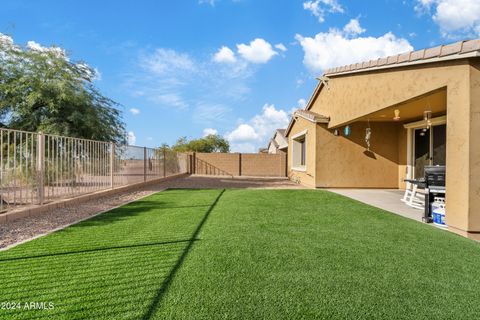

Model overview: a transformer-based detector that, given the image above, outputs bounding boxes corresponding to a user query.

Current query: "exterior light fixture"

[393,109,401,121]
[424,110,432,128]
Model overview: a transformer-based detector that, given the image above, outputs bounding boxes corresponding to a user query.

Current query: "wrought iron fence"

[0,128,188,213]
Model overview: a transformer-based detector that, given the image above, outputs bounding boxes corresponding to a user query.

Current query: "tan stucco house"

[267,129,288,154]
[285,39,480,240]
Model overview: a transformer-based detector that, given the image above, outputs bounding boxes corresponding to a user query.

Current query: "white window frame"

[291,130,307,172]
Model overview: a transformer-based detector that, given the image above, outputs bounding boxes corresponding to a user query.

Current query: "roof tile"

[386,54,399,65]
[398,52,411,63]
[410,49,425,61]
[461,39,480,53]
[423,45,442,59]
[323,38,480,76]
[377,57,388,66]
[440,41,462,56]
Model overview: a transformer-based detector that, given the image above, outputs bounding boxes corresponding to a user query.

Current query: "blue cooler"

[432,204,446,228]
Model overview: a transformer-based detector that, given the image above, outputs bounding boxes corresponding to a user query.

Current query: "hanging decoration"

[365,120,372,151]
[333,129,339,136]
[343,125,351,137]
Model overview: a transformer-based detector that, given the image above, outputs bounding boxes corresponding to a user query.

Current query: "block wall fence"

[188,152,287,177]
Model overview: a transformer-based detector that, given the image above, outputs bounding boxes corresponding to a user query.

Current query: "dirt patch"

[0,175,303,249]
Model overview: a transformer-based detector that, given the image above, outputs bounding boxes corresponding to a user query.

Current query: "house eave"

[325,51,480,78]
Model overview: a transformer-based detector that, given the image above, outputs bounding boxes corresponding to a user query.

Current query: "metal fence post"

[110,142,114,189]
[36,132,45,205]
[144,147,147,182]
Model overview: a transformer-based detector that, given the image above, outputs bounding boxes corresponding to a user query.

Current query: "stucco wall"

[397,126,408,190]
[287,117,316,188]
[467,62,480,232]
[288,59,480,236]
[315,122,401,188]
[310,60,469,128]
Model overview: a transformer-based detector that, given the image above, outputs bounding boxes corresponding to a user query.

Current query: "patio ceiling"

[356,89,446,123]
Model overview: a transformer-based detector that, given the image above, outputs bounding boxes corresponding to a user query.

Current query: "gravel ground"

[0,175,304,249]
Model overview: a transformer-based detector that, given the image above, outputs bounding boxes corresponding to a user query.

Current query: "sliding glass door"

[432,124,446,166]
[413,124,446,179]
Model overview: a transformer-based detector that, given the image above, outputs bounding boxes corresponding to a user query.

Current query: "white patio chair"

[401,181,425,210]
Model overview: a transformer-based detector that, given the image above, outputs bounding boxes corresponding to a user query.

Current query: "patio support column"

[467,64,480,235]
[445,63,480,239]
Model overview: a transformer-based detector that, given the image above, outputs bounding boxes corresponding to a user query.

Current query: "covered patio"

[328,188,423,222]
[351,88,446,189]
[330,88,448,224]
[287,39,480,239]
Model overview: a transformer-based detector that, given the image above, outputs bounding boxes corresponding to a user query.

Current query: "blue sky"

[1,0,479,151]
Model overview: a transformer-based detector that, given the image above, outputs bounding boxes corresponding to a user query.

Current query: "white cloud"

[297,98,307,108]
[213,46,237,63]
[303,0,344,23]
[133,49,199,109]
[225,104,290,152]
[225,124,259,142]
[343,19,366,36]
[415,0,480,37]
[128,46,255,111]
[213,38,282,68]
[129,108,140,115]
[194,103,233,125]
[237,38,278,64]
[199,0,217,5]
[151,93,188,109]
[229,142,258,153]
[127,131,136,145]
[141,48,196,76]
[275,43,288,52]
[203,128,218,136]
[296,20,413,73]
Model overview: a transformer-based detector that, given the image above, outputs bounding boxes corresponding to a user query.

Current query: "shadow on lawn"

[73,203,213,228]
[141,189,226,320]
[0,239,196,262]
[0,189,225,320]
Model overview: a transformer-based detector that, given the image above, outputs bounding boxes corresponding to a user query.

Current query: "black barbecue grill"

[423,166,446,222]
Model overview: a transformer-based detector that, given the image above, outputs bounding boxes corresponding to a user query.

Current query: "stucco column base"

[447,225,480,242]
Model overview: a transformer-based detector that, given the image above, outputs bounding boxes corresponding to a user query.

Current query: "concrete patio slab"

[327,189,423,222]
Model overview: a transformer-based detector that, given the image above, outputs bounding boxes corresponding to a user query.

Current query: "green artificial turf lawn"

[1,189,480,319]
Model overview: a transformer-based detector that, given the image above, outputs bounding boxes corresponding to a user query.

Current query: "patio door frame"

[404,115,446,180]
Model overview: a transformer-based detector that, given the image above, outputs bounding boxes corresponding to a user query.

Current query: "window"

[300,137,306,166]
[292,132,307,170]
